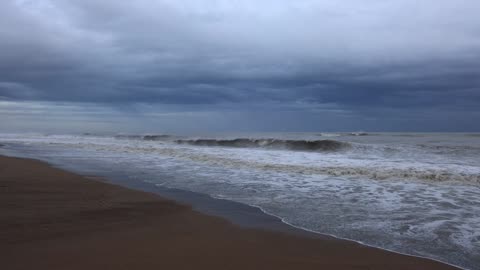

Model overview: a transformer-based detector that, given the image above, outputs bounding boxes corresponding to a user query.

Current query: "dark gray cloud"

[1,0,480,132]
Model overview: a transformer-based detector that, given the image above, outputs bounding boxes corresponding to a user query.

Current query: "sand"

[0,155,458,269]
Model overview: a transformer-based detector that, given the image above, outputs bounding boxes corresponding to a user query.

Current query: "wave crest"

[115,134,173,141]
[174,138,349,151]
[143,135,174,141]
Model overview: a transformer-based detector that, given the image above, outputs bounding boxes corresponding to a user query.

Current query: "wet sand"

[0,155,459,270]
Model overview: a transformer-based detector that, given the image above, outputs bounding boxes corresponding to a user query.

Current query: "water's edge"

[0,146,465,270]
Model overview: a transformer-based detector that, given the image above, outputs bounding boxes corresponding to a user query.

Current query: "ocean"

[1,132,479,269]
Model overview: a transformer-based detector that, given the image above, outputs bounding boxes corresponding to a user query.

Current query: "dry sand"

[0,155,459,269]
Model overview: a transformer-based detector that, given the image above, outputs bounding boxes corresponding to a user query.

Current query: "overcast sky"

[1,0,480,133]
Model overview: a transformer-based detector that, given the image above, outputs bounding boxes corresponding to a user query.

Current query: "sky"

[1,0,480,133]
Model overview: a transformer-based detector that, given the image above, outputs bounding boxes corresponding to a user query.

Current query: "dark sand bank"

[0,155,459,269]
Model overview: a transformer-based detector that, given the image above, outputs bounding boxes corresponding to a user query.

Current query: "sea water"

[1,132,479,269]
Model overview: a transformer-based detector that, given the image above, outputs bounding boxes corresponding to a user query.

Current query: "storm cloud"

[1,0,480,132]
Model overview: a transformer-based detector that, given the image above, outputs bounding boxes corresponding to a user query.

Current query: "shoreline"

[0,154,461,269]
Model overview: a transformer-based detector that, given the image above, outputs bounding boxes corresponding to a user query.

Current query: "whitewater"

[0,132,479,269]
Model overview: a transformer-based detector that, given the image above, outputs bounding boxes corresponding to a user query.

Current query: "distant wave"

[390,134,427,137]
[114,134,174,141]
[347,132,370,136]
[174,138,349,152]
[143,135,174,141]
[317,132,372,137]
[416,144,480,155]
[114,134,144,140]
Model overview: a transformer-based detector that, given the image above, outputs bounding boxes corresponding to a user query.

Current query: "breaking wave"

[115,134,174,141]
[143,135,174,141]
[174,138,349,152]
[142,147,479,184]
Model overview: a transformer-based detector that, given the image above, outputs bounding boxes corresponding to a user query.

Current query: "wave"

[174,138,349,152]
[316,132,373,137]
[172,151,480,184]
[114,134,174,141]
[115,134,144,140]
[390,133,428,137]
[347,132,370,136]
[143,135,174,141]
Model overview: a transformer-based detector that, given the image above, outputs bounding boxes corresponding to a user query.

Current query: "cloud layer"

[1,0,480,132]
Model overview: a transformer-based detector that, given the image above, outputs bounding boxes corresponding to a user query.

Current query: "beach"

[0,155,459,270]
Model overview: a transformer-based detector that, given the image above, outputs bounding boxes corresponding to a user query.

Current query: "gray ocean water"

[1,132,479,269]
